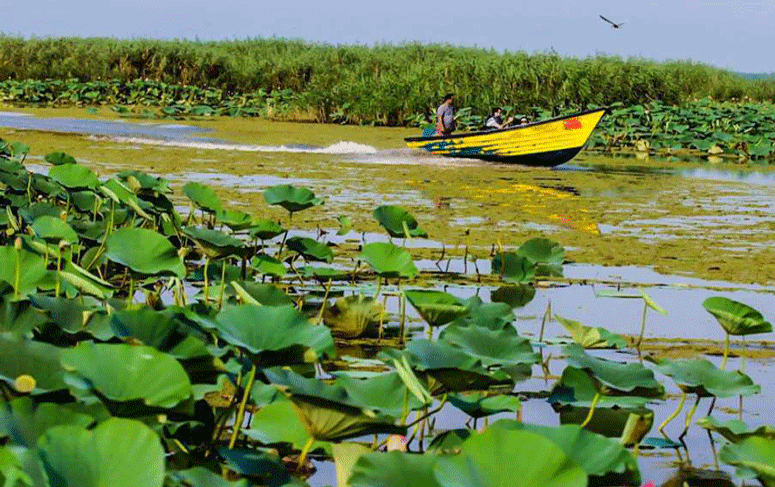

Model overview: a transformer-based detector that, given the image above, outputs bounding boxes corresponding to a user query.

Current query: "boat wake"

[92,136,378,155]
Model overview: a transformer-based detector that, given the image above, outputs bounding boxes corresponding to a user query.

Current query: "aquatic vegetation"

[703,296,772,368]
[1,136,774,486]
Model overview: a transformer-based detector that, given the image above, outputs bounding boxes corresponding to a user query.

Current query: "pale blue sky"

[3,0,773,72]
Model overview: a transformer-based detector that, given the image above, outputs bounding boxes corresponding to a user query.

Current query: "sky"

[3,0,774,72]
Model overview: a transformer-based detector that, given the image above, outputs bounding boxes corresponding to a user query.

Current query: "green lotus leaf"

[491,252,536,283]
[549,366,649,409]
[0,296,46,334]
[31,215,78,244]
[183,181,222,213]
[167,467,251,487]
[215,304,334,364]
[439,324,540,369]
[360,242,418,279]
[60,260,114,299]
[251,253,287,277]
[404,290,468,328]
[299,265,351,282]
[226,282,294,307]
[249,219,285,240]
[110,307,210,359]
[653,357,760,398]
[70,191,100,213]
[337,215,353,236]
[286,236,334,263]
[557,404,654,444]
[349,451,441,487]
[0,333,67,394]
[17,202,62,224]
[183,226,244,259]
[243,401,329,453]
[0,445,32,487]
[217,448,292,486]
[555,315,627,349]
[323,294,384,338]
[336,372,424,417]
[563,344,664,397]
[37,418,165,487]
[517,238,564,264]
[491,420,641,484]
[490,285,536,308]
[0,397,99,448]
[105,227,185,278]
[698,416,775,443]
[44,151,77,166]
[263,184,322,214]
[61,342,193,409]
[99,179,151,220]
[448,392,521,419]
[720,437,775,487]
[0,246,48,297]
[452,298,515,331]
[433,428,587,487]
[48,163,99,189]
[215,209,255,231]
[117,170,171,194]
[702,296,772,336]
[264,368,406,442]
[27,294,111,338]
[373,205,428,238]
[427,429,473,453]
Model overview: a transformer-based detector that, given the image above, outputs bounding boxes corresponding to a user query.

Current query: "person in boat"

[436,93,456,136]
[485,107,514,130]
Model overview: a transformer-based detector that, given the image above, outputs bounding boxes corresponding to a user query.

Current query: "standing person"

[485,107,514,130]
[436,93,456,136]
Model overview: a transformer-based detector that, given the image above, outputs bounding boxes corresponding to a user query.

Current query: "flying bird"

[599,15,626,29]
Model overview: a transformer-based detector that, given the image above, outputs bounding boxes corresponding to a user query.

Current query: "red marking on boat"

[564,118,582,130]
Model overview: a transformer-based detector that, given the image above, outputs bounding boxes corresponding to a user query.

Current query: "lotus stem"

[127,276,135,305]
[739,395,743,421]
[659,392,686,437]
[406,394,448,428]
[679,395,701,440]
[636,300,648,350]
[228,365,256,449]
[277,230,288,256]
[203,257,211,304]
[741,335,747,373]
[400,389,410,425]
[296,437,315,471]
[580,392,601,429]
[315,278,333,325]
[55,246,62,298]
[721,333,730,370]
[13,238,21,300]
[218,259,227,311]
[400,286,407,343]
[539,299,551,342]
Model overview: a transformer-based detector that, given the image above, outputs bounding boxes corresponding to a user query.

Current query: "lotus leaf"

[117,170,171,193]
[37,418,165,487]
[0,446,31,487]
[323,294,384,338]
[61,342,193,409]
[702,296,772,336]
[216,209,255,231]
[439,324,540,369]
[263,368,406,442]
[448,392,521,418]
[490,285,536,308]
[249,219,285,240]
[491,252,535,283]
[719,437,775,487]
[555,315,626,349]
[563,344,664,397]
[336,215,353,235]
[227,282,294,307]
[31,215,78,244]
[491,420,641,484]
[404,290,468,328]
[0,334,67,394]
[167,468,251,487]
[217,448,292,486]
[0,296,46,334]
[44,151,77,165]
[557,404,654,443]
[215,304,334,363]
[183,182,222,213]
[372,205,428,238]
[0,246,47,297]
[697,416,775,443]
[653,357,760,398]
[243,401,329,453]
[99,179,151,220]
[28,294,111,338]
[286,236,334,263]
[300,265,351,281]
[17,202,62,224]
[263,184,322,214]
[360,242,418,279]
[110,307,210,359]
[251,253,287,277]
[452,298,515,331]
[349,451,441,487]
[427,429,473,453]
[105,227,185,277]
[433,427,587,487]
[48,163,99,189]
[337,372,423,416]
[184,226,244,258]
[517,238,564,264]
[0,397,98,448]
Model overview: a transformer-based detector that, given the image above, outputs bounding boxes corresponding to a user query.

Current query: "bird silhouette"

[599,15,626,29]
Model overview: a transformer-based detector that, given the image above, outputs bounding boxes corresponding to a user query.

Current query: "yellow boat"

[404,108,607,167]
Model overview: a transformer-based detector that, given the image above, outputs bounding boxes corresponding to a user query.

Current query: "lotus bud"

[14,237,22,250]
[177,247,188,258]
[386,435,408,452]
[5,228,14,237]
[58,239,69,250]
[59,210,67,222]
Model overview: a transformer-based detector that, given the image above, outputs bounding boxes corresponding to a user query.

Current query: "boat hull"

[404,108,606,167]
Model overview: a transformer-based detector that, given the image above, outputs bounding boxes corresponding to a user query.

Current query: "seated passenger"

[485,107,514,130]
